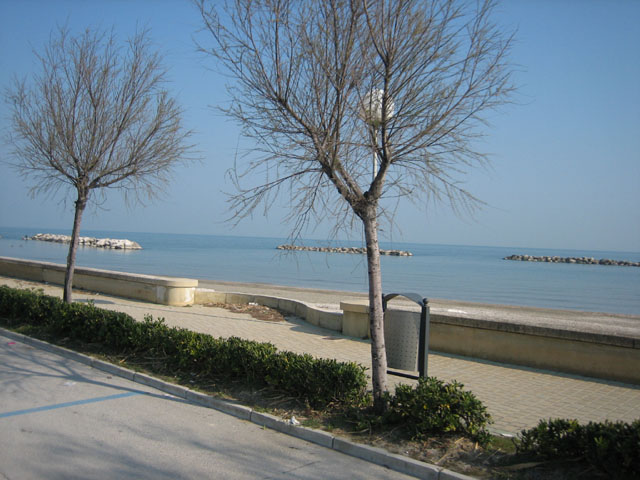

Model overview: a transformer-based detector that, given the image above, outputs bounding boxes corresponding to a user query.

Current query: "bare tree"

[5,26,193,303]
[195,0,514,411]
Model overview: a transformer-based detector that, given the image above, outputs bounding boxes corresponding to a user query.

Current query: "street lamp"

[361,89,394,180]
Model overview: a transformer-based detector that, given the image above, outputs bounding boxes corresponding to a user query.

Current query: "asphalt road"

[0,333,413,480]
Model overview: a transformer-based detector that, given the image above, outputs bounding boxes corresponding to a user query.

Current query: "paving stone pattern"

[2,276,639,435]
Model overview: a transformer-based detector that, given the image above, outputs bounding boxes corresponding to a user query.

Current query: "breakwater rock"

[277,244,412,256]
[504,254,639,267]
[25,233,142,250]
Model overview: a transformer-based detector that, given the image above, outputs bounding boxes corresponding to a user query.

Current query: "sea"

[1,226,639,316]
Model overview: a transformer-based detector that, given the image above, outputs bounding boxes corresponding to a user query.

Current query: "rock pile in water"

[277,244,412,256]
[504,254,638,267]
[25,233,142,250]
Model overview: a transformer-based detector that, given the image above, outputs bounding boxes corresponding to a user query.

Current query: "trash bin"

[383,293,430,380]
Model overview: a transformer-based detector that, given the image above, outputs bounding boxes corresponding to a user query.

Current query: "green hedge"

[0,285,500,443]
[0,286,367,409]
[518,418,640,478]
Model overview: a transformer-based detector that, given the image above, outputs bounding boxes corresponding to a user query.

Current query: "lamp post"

[361,89,394,181]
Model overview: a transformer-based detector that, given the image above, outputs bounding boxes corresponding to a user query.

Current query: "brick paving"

[2,276,639,435]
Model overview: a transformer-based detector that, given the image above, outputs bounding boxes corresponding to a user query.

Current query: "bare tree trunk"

[63,192,87,303]
[362,208,388,412]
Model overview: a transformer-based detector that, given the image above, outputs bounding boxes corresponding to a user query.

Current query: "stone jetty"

[504,254,639,267]
[277,244,412,256]
[25,233,142,250]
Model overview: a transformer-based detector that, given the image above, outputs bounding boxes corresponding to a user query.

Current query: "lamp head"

[361,89,394,127]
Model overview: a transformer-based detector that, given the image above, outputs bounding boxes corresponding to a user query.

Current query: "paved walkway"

[2,276,639,435]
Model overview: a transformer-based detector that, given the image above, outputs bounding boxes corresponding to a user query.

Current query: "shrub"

[518,418,640,478]
[0,286,367,409]
[387,377,492,444]
[266,351,368,408]
[220,336,278,383]
[0,285,62,326]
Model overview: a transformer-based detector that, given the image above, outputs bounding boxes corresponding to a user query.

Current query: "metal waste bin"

[383,293,430,380]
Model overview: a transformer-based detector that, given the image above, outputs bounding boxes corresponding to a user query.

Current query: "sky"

[0,0,638,253]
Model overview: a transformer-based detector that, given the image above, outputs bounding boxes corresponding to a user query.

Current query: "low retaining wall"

[195,289,342,332]
[340,301,640,385]
[0,257,197,306]
[3,256,638,384]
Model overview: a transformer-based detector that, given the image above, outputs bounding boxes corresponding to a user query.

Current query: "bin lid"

[383,292,426,310]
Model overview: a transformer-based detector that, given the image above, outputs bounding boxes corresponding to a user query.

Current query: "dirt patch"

[203,302,286,322]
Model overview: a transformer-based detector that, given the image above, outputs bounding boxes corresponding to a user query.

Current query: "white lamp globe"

[361,89,394,127]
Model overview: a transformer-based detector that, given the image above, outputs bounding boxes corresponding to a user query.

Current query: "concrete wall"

[340,301,370,338]
[195,289,342,332]
[0,257,197,306]
[430,318,640,385]
[4,256,638,384]
[340,300,640,385]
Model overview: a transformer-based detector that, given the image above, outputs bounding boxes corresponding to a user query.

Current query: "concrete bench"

[0,257,197,306]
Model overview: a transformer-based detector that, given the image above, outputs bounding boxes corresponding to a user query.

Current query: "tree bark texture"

[362,207,388,411]
[63,193,87,303]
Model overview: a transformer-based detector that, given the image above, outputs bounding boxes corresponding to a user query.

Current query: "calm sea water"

[1,226,639,315]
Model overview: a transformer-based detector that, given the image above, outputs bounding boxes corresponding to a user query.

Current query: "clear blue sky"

[1,0,638,253]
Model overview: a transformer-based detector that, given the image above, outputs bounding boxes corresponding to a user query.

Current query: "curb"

[1,327,477,480]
